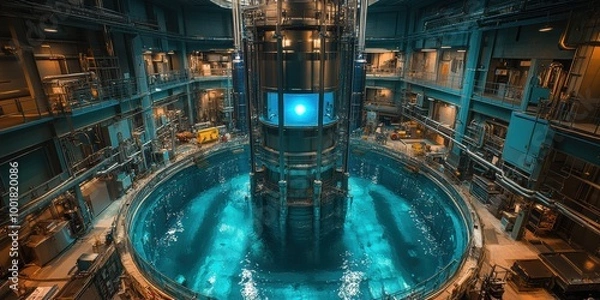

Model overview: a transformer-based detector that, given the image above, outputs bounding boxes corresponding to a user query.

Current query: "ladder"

[565,45,593,97]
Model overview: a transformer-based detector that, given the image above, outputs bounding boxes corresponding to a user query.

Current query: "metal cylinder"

[243,0,356,261]
[350,58,367,130]
[232,56,248,133]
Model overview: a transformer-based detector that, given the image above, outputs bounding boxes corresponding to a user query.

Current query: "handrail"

[114,136,482,299]
[0,96,48,129]
[472,79,524,107]
[349,139,478,299]
[406,70,464,90]
[115,139,248,300]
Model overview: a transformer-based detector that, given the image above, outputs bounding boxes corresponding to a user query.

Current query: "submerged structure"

[233,0,367,256]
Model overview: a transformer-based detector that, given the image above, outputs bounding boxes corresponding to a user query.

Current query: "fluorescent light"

[457,49,467,53]
[421,48,437,52]
[41,44,51,48]
[539,25,553,32]
[43,28,58,33]
[440,46,451,49]
[167,50,175,54]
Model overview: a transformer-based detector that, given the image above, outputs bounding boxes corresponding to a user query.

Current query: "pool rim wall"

[114,140,483,300]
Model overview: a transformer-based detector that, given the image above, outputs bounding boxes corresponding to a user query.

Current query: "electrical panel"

[502,112,554,179]
[102,119,132,149]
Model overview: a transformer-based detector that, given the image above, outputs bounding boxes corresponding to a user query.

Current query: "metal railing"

[350,139,478,300]
[367,66,402,77]
[472,80,524,107]
[114,137,478,300]
[100,77,139,100]
[389,259,460,299]
[44,76,136,114]
[548,100,600,136]
[0,96,47,129]
[119,149,203,300]
[69,146,113,176]
[406,71,464,90]
[117,139,248,300]
[148,70,189,88]
[190,68,231,78]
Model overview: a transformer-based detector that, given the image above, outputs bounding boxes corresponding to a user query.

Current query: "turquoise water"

[132,150,467,299]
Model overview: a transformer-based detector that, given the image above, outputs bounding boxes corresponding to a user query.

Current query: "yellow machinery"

[196,127,219,144]
[411,142,425,156]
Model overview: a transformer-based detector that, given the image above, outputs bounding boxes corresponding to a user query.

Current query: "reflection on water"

[132,151,467,299]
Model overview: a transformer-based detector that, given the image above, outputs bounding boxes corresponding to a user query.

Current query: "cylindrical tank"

[243,0,356,260]
[232,55,247,133]
[351,58,367,130]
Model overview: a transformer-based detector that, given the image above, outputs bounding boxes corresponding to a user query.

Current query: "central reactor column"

[239,0,363,262]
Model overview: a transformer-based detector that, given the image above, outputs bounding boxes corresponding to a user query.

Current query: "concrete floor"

[12,139,573,299]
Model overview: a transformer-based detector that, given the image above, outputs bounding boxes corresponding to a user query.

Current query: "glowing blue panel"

[262,92,335,127]
[284,93,318,126]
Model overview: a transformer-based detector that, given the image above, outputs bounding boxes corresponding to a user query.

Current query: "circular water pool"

[127,143,471,299]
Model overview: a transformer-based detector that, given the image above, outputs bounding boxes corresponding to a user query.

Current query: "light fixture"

[421,48,437,52]
[457,49,467,53]
[440,46,451,49]
[539,24,553,32]
[41,44,51,48]
[43,28,58,33]
[539,12,553,32]
[167,50,175,54]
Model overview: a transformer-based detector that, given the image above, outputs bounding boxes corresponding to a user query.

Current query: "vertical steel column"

[313,179,322,258]
[313,0,328,250]
[243,42,255,169]
[278,179,287,245]
[9,18,50,114]
[453,30,482,156]
[276,0,287,243]
[131,35,157,140]
[73,184,92,228]
[181,41,194,126]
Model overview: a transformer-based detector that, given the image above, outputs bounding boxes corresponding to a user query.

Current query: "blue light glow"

[294,104,306,116]
[263,92,336,126]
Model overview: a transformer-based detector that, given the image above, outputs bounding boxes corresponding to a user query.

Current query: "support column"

[278,180,287,245]
[131,35,156,140]
[452,30,482,155]
[9,18,50,114]
[313,180,322,260]
[181,41,194,126]
[520,58,540,112]
[53,137,71,177]
[74,184,92,227]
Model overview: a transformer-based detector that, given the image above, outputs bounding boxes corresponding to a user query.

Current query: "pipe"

[42,72,95,81]
[232,0,242,51]
[34,54,70,73]
[536,192,600,235]
[276,0,285,181]
[357,0,368,53]
[405,113,600,236]
[315,0,326,181]
[558,11,576,50]
[96,162,119,175]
